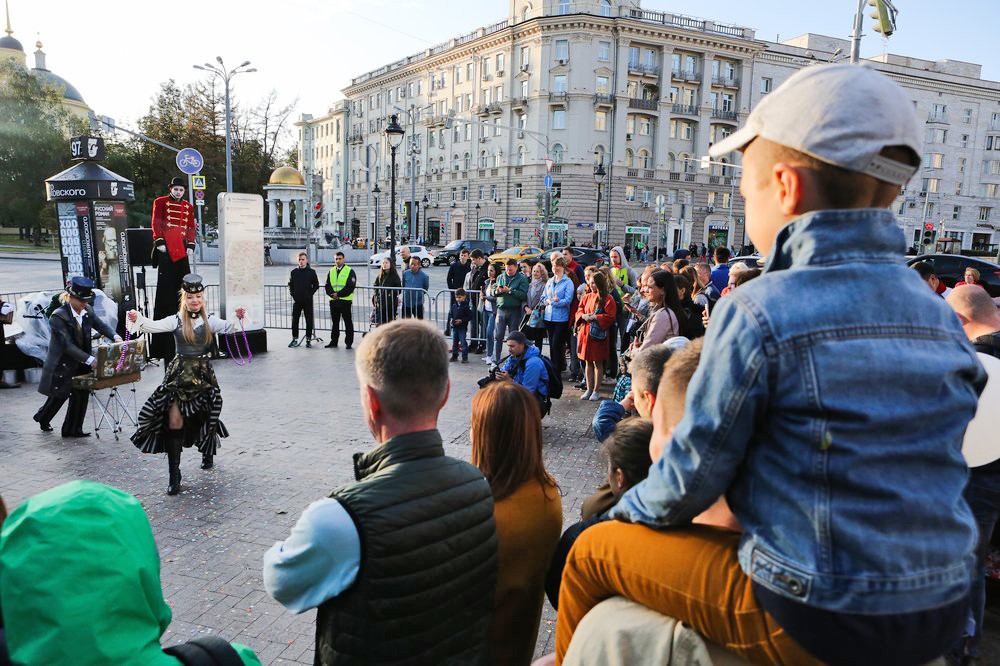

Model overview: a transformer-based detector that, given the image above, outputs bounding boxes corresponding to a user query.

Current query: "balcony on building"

[594,93,614,108]
[628,61,659,78]
[512,97,529,111]
[711,108,738,122]
[548,91,568,107]
[711,75,740,88]
[348,131,364,145]
[672,103,698,116]
[672,68,701,82]
[927,112,949,124]
[629,97,659,112]
[487,102,503,114]
[474,104,490,117]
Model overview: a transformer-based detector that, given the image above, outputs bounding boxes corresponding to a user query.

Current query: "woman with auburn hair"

[575,271,617,401]
[471,381,562,666]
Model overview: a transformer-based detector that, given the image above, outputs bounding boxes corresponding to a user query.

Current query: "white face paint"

[170,186,185,199]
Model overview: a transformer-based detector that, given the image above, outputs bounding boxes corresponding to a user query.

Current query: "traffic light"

[922,226,934,245]
[445,109,456,129]
[314,200,323,220]
[536,192,545,219]
[550,196,560,217]
[868,0,897,37]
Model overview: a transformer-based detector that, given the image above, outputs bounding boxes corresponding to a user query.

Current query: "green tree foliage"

[104,78,296,231]
[0,58,79,241]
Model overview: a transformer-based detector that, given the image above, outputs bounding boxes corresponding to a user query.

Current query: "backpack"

[539,354,563,399]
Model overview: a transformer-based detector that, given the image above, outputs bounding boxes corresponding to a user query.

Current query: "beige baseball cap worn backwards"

[709,63,921,186]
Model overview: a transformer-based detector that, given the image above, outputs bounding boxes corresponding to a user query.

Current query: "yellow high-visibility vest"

[328,265,355,301]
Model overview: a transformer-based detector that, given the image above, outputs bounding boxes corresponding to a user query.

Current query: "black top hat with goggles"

[181,274,205,294]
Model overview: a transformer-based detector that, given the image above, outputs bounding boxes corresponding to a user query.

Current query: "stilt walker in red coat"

[150,176,197,362]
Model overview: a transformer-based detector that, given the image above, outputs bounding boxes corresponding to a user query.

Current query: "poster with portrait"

[92,200,135,310]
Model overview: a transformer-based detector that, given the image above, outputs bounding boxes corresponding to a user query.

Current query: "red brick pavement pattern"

[0,331,605,664]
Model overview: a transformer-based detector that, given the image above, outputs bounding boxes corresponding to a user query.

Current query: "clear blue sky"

[10,1,997,138]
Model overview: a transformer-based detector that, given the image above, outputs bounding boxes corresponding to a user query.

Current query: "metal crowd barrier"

[6,284,497,350]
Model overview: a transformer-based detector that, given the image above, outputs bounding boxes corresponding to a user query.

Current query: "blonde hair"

[355,320,449,420]
[178,290,211,345]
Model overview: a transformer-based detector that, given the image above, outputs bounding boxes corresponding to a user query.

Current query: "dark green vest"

[316,430,497,665]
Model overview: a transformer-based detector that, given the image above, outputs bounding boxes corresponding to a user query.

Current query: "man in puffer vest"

[264,320,498,665]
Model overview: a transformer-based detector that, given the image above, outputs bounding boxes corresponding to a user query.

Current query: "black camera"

[477,368,498,389]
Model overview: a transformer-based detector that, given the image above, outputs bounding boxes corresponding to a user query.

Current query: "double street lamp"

[594,161,607,248]
[384,114,406,263]
[372,184,381,245]
[193,57,256,193]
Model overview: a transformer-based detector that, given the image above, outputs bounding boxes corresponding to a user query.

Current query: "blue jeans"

[954,469,1000,658]
[451,329,468,359]
[484,309,496,361]
[494,309,519,362]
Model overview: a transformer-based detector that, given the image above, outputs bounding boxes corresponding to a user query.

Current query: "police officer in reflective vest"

[324,251,356,349]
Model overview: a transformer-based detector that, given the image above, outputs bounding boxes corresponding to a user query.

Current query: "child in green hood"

[0,481,261,666]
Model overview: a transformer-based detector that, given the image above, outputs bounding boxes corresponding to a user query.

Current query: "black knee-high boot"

[201,449,213,470]
[166,431,183,496]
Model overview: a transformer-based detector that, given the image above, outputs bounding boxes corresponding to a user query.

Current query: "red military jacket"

[151,195,196,262]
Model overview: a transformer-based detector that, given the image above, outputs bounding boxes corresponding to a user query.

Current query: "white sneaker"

[589,392,602,401]
[580,391,593,400]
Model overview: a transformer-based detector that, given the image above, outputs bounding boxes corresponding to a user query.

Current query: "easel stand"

[89,374,140,440]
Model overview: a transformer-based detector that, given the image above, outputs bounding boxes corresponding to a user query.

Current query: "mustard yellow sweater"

[490,479,563,665]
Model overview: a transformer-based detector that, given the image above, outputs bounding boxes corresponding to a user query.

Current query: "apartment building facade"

[304,0,1000,255]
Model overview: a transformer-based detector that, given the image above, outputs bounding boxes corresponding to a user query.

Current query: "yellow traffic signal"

[868,0,897,36]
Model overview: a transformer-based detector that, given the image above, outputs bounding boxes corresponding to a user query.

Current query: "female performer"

[126,274,246,495]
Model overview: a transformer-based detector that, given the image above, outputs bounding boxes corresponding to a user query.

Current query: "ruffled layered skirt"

[130,356,228,455]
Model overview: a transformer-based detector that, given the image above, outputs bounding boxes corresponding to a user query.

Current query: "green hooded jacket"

[0,481,261,666]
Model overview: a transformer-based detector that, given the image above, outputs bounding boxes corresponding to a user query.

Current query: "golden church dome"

[268,166,305,186]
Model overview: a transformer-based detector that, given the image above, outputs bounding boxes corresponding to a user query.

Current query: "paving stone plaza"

[0,304,603,663]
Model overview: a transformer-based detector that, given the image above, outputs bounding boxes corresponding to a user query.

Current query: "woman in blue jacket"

[543,256,575,376]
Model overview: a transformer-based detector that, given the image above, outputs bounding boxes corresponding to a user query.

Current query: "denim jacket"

[611,209,984,614]
[543,275,575,323]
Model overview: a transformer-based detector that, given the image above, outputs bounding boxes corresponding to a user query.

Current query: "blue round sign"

[544,174,553,190]
[176,147,204,175]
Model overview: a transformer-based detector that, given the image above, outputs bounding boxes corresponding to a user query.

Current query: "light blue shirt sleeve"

[610,296,766,526]
[263,498,361,613]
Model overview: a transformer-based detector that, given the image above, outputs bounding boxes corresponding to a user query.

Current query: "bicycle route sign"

[176,147,204,175]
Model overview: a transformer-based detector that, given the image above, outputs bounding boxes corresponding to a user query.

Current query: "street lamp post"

[193,58,256,192]
[475,203,481,242]
[373,184,381,243]
[384,115,406,264]
[420,194,428,245]
[594,162,607,249]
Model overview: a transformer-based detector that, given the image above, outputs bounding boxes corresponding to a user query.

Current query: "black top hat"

[169,176,186,188]
[67,276,95,302]
[181,274,205,294]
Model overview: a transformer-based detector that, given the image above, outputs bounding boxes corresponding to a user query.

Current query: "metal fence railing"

[5,285,503,351]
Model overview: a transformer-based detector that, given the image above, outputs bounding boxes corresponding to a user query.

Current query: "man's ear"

[363,385,381,420]
[439,379,451,412]
[773,162,807,216]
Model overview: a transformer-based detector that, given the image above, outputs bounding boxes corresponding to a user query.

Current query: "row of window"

[899,198,996,222]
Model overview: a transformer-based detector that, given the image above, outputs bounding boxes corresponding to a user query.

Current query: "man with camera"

[494,331,548,413]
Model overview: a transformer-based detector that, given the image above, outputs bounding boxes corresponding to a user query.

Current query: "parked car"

[534,247,609,274]
[370,244,434,268]
[728,255,765,270]
[488,246,546,265]
[433,239,497,265]
[906,254,1000,297]
[566,247,609,268]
